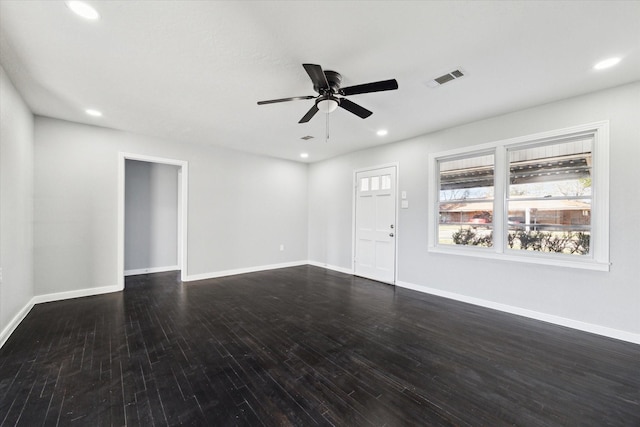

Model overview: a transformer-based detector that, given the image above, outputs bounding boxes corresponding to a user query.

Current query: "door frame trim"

[117,152,189,289]
[352,162,399,284]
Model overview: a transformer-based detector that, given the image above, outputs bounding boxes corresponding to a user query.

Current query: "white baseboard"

[124,265,179,276]
[0,299,35,349]
[307,261,353,275]
[4,261,308,347]
[396,280,640,345]
[183,260,308,282]
[4,266,637,348]
[32,284,122,304]
[1,284,122,349]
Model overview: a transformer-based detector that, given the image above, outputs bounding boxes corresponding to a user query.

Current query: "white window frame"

[427,121,610,271]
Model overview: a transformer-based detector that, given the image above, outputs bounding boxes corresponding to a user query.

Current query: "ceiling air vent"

[426,69,465,88]
[300,135,314,140]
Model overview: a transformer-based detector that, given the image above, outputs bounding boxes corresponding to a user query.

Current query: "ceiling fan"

[257,64,398,123]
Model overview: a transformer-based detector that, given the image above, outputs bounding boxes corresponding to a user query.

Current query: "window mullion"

[493,147,506,253]
[427,153,438,249]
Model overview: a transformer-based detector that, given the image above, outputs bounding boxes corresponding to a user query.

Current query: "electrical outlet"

[279,244,285,251]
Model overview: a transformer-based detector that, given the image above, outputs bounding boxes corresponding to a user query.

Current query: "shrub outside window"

[428,122,609,271]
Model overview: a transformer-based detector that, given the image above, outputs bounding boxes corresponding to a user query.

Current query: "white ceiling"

[1,1,639,163]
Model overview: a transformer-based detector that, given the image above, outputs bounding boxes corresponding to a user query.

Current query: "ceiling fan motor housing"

[319,70,342,94]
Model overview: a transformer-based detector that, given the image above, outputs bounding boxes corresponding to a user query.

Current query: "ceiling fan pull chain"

[326,111,330,142]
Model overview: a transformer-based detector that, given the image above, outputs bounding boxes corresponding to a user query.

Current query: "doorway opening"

[117,153,188,289]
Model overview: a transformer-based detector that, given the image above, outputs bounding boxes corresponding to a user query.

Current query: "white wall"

[125,160,179,273]
[9,79,639,343]
[0,65,34,337]
[308,82,640,338]
[34,117,308,295]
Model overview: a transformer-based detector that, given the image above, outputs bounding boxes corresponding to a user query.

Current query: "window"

[371,176,380,191]
[507,137,592,256]
[428,122,609,270]
[438,153,494,247]
[360,177,369,192]
[381,174,391,190]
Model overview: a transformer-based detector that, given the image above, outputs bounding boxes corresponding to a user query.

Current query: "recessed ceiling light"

[66,1,100,20]
[85,109,102,117]
[593,57,621,70]
[300,153,309,159]
[377,129,388,136]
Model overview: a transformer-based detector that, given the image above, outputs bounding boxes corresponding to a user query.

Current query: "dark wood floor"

[1,266,638,426]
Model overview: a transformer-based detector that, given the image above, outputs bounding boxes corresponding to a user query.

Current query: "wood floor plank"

[1,266,639,426]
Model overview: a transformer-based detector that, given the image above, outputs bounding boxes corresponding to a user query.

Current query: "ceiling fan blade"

[257,95,315,105]
[339,79,398,96]
[339,98,373,119]
[299,104,319,123]
[303,64,330,91]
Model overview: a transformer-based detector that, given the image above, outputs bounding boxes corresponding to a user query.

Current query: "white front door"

[354,166,397,284]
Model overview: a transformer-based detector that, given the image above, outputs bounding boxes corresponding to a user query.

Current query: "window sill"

[428,246,610,271]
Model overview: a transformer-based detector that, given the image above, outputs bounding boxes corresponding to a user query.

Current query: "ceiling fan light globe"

[317,98,339,113]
